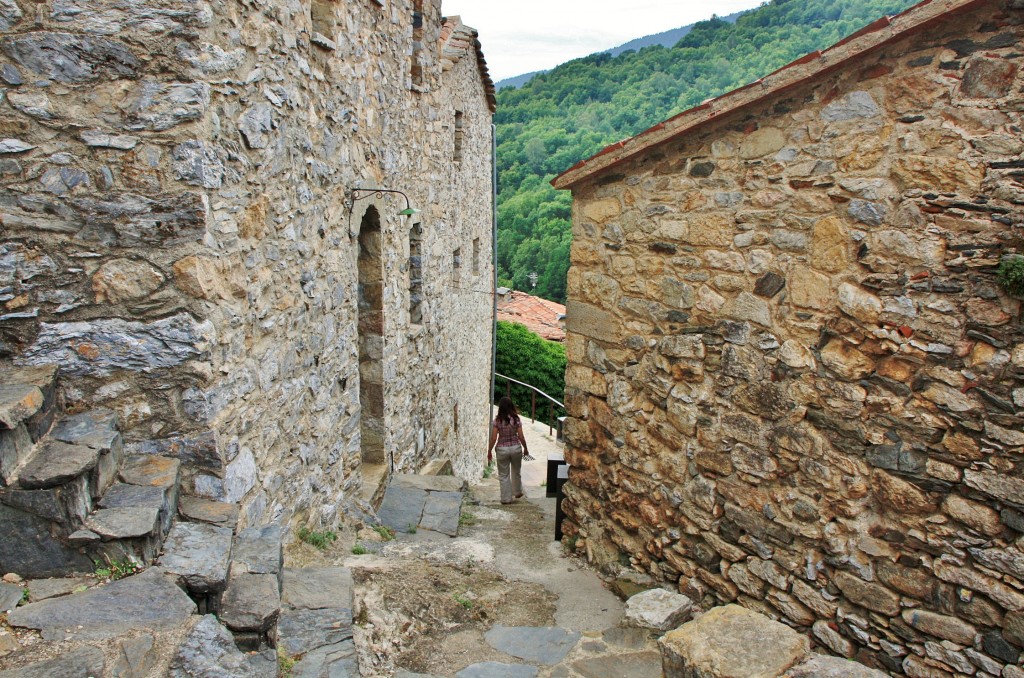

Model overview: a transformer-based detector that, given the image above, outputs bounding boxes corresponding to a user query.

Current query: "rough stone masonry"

[0,0,495,532]
[554,0,1024,675]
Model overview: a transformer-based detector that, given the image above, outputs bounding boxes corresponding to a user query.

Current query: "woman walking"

[488,397,530,504]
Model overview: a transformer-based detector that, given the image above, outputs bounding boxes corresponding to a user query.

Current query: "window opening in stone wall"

[358,207,386,468]
[454,111,464,162]
[411,0,425,88]
[452,247,461,285]
[409,221,423,325]
[472,238,480,275]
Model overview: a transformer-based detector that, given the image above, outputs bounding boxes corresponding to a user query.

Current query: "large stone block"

[565,301,620,343]
[0,32,140,83]
[660,604,809,678]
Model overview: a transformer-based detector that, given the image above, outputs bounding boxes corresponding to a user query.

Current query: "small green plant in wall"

[94,558,139,581]
[351,544,369,556]
[372,525,395,541]
[998,254,1024,297]
[298,527,337,550]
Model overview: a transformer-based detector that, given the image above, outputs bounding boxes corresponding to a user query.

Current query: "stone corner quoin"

[558,0,1024,675]
[0,0,496,532]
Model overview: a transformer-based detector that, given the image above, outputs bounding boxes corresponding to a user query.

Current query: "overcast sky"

[442,0,768,82]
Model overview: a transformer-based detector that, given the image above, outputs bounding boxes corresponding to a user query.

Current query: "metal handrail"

[494,372,565,436]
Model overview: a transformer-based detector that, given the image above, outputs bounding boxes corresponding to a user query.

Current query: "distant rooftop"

[497,290,566,342]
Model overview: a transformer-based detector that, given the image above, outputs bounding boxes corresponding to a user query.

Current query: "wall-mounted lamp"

[346,187,421,217]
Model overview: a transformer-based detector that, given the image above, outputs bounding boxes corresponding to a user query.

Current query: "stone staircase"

[0,364,177,576]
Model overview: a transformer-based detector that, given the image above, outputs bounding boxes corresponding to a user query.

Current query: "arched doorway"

[357,207,385,467]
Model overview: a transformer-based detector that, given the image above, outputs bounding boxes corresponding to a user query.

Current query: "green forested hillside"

[495,0,918,302]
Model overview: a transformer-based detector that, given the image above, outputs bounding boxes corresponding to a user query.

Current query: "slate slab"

[0,383,42,429]
[377,483,427,534]
[277,607,353,657]
[0,582,23,611]
[0,503,93,577]
[484,626,581,665]
[573,650,663,678]
[101,482,176,535]
[0,644,105,678]
[1,423,33,485]
[282,567,353,610]
[7,568,196,641]
[420,490,463,536]
[455,662,538,678]
[170,614,276,678]
[110,634,157,678]
[120,455,180,489]
[290,638,359,678]
[1,473,92,524]
[86,506,161,539]
[159,522,233,593]
[51,408,118,443]
[393,474,467,493]
[231,524,283,577]
[784,654,889,677]
[220,572,280,633]
[178,495,239,527]
[17,439,99,489]
[26,576,94,601]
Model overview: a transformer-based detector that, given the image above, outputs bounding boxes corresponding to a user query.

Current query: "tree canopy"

[494,0,918,303]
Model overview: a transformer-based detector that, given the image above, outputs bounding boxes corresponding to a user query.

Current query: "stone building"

[0,0,496,533]
[553,0,1024,673]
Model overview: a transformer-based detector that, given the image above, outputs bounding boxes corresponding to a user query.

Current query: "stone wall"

[0,0,494,530]
[560,1,1024,674]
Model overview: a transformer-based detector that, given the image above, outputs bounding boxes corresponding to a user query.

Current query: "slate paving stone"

[17,439,99,489]
[158,522,233,593]
[393,474,467,493]
[377,483,428,534]
[420,490,463,536]
[100,482,167,510]
[277,607,353,657]
[220,572,280,633]
[110,633,157,678]
[455,661,539,678]
[0,582,23,611]
[26,576,94,601]
[0,644,106,678]
[7,568,196,641]
[290,638,359,678]
[602,626,652,650]
[178,495,239,527]
[484,626,581,665]
[395,670,443,678]
[282,567,352,610]
[86,506,161,539]
[170,614,276,678]
[231,524,283,577]
[572,650,663,678]
[120,455,179,489]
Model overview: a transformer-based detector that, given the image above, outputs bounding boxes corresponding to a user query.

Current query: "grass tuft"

[298,527,338,550]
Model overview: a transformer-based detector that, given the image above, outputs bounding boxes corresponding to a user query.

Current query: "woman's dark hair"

[497,396,518,424]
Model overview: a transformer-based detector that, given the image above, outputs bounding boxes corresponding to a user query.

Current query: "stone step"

[178,495,240,529]
[0,364,59,442]
[278,567,358,677]
[51,408,123,498]
[220,524,283,650]
[377,474,467,537]
[16,439,100,490]
[158,521,234,612]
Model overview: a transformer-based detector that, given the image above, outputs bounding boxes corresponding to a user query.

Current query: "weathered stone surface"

[572,651,663,678]
[289,639,359,678]
[0,645,106,678]
[8,568,195,641]
[566,301,621,343]
[277,607,353,657]
[942,494,1002,536]
[17,439,99,490]
[159,522,232,593]
[120,455,180,489]
[220,572,279,633]
[178,495,238,527]
[722,291,772,327]
[92,258,166,304]
[170,615,276,678]
[377,483,428,534]
[51,0,212,36]
[623,588,693,631]
[901,609,976,645]
[0,384,42,429]
[484,626,580,665]
[0,0,22,31]
[964,470,1024,507]
[821,91,881,122]
[836,283,882,324]
[784,654,888,677]
[456,663,537,678]
[18,315,214,377]
[660,605,809,678]
[0,33,140,83]
[0,582,22,612]
[80,130,140,150]
[419,490,463,536]
[110,634,157,678]
[0,503,93,577]
[282,567,352,610]
[0,424,34,486]
[127,432,223,475]
[25,576,94,602]
[231,524,282,578]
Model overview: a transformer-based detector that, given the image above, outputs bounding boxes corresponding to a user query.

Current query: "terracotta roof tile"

[497,290,567,342]
[440,16,496,112]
